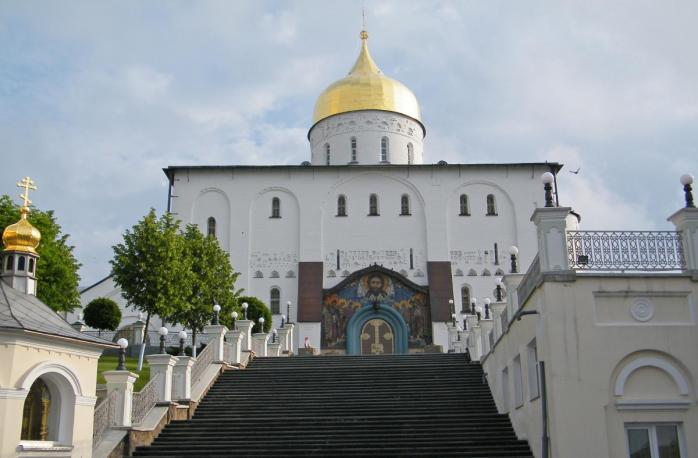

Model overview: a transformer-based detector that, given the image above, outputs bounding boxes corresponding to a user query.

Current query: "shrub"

[83,297,122,333]
[237,296,272,333]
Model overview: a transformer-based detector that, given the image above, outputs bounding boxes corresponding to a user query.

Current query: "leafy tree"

[168,224,241,356]
[0,195,81,312]
[110,209,192,369]
[83,297,122,335]
[237,296,272,333]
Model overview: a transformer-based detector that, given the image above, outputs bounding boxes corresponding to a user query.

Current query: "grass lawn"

[97,355,151,392]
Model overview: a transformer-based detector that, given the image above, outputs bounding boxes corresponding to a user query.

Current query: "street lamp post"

[541,172,555,208]
[212,304,221,325]
[509,246,519,273]
[231,311,238,330]
[158,327,168,354]
[242,302,249,320]
[483,298,491,319]
[116,338,128,370]
[178,330,187,355]
[681,174,695,208]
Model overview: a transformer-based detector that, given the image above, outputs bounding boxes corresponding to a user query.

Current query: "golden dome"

[3,207,41,255]
[3,177,41,255]
[312,31,423,130]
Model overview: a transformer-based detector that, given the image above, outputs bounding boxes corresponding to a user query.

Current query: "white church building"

[162,30,577,354]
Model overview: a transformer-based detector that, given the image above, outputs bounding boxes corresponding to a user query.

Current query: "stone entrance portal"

[360,318,394,355]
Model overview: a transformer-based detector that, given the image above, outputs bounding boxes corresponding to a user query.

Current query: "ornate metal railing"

[131,373,160,425]
[92,390,117,447]
[567,230,685,271]
[517,254,541,307]
[191,342,214,385]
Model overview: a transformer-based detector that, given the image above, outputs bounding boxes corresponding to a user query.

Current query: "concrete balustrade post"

[277,327,291,354]
[171,356,195,402]
[103,370,138,427]
[225,329,244,364]
[669,207,698,277]
[203,324,228,363]
[267,341,282,357]
[236,320,254,352]
[252,333,270,357]
[530,207,574,273]
[145,354,177,403]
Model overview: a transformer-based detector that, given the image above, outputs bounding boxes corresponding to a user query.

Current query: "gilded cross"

[17,176,37,207]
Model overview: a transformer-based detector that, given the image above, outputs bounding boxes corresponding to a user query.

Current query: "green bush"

[237,296,272,333]
[83,297,122,332]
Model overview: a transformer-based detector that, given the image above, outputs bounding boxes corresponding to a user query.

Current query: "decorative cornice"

[615,399,692,411]
[0,388,29,400]
[75,395,98,406]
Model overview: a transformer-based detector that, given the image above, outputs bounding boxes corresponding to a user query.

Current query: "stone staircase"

[132,353,532,457]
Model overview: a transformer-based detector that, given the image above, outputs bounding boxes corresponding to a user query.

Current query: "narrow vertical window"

[325,143,331,165]
[461,286,470,313]
[407,143,413,164]
[409,248,414,270]
[28,258,35,274]
[337,195,347,216]
[271,197,281,218]
[380,137,389,162]
[207,217,216,238]
[5,255,13,271]
[400,194,410,215]
[350,137,357,162]
[369,194,379,216]
[501,367,510,413]
[494,242,499,265]
[459,194,470,216]
[486,194,497,216]
[18,256,25,271]
[527,339,539,400]
[270,288,280,314]
[336,249,341,270]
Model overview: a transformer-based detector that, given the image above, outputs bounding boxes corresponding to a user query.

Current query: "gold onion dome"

[312,30,423,131]
[2,177,41,255]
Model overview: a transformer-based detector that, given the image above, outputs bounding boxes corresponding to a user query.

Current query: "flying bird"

[569,168,581,174]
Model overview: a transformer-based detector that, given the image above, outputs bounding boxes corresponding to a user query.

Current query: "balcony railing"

[567,230,685,271]
[131,373,160,425]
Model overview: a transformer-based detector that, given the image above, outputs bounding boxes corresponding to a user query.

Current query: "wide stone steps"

[133,353,532,457]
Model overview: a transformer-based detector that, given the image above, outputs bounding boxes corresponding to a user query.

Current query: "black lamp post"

[509,246,519,273]
[258,317,265,334]
[470,297,477,315]
[158,327,168,354]
[231,311,238,330]
[280,314,286,328]
[542,172,555,207]
[681,174,695,208]
[242,302,248,320]
[495,278,503,302]
[484,298,491,320]
[178,330,187,355]
[116,338,128,370]
[212,304,221,325]
[272,328,277,343]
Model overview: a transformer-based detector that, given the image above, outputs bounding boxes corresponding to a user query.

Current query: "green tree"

[110,209,192,369]
[0,195,81,312]
[237,296,272,333]
[83,297,122,335]
[168,224,241,355]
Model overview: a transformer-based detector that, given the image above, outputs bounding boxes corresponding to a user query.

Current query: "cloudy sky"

[1,1,696,286]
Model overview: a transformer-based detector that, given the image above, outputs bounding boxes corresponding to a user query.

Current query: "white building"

[164,30,575,354]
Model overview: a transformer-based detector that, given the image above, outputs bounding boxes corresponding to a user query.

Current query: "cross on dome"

[17,176,37,208]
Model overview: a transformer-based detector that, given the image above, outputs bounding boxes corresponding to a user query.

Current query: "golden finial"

[17,176,37,209]
[360,9,368,40]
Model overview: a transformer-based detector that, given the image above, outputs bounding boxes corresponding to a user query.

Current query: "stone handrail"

[191,342,214,385]
[92,389,117,447]
[131,373,161,425]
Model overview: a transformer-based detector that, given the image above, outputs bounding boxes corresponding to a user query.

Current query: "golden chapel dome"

[311,30,423,131]
[2,177,41,255]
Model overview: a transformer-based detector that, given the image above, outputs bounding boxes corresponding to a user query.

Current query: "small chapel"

[161,29,576,354]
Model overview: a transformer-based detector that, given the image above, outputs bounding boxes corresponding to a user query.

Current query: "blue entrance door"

[347,304,409,355]
[360,319,394,355]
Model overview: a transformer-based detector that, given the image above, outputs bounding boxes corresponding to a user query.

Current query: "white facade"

[167,162,560,352]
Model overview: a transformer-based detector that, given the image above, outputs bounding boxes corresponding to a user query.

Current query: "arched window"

[325,143,331,165]
[459,194,470,216]
[5,255,13,271]
[207,217,216,238]
[350,137,357,162]
[270,288,280,314]
[407,143,414,165]
[337,195,347,216]
[400,194,410,215]
[271,197,281,218]
[21,378,51,441]
[380,137,389,162]
[461,286,471,313]
[369,194,379,216]
[29,258,35,273]
[486,194,497,216]
[18,256,26,271]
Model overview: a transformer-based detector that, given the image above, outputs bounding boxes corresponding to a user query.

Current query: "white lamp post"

[509,245,519,273]
[116,338,128,370]
[212,304,221,325]
[158,327,168,354]
[242,302,249,320]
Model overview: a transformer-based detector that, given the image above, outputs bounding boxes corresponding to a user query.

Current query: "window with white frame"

[527,339,540,400]
[270,288,281,314]
[501,367,510,413]
[625,423,683,458]
[513,355,524,408]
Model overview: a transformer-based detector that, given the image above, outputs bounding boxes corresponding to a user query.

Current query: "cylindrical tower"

[308,30,425,166]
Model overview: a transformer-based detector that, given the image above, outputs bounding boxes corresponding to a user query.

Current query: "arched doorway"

[346,304,409,355]
[361,318,395,355]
